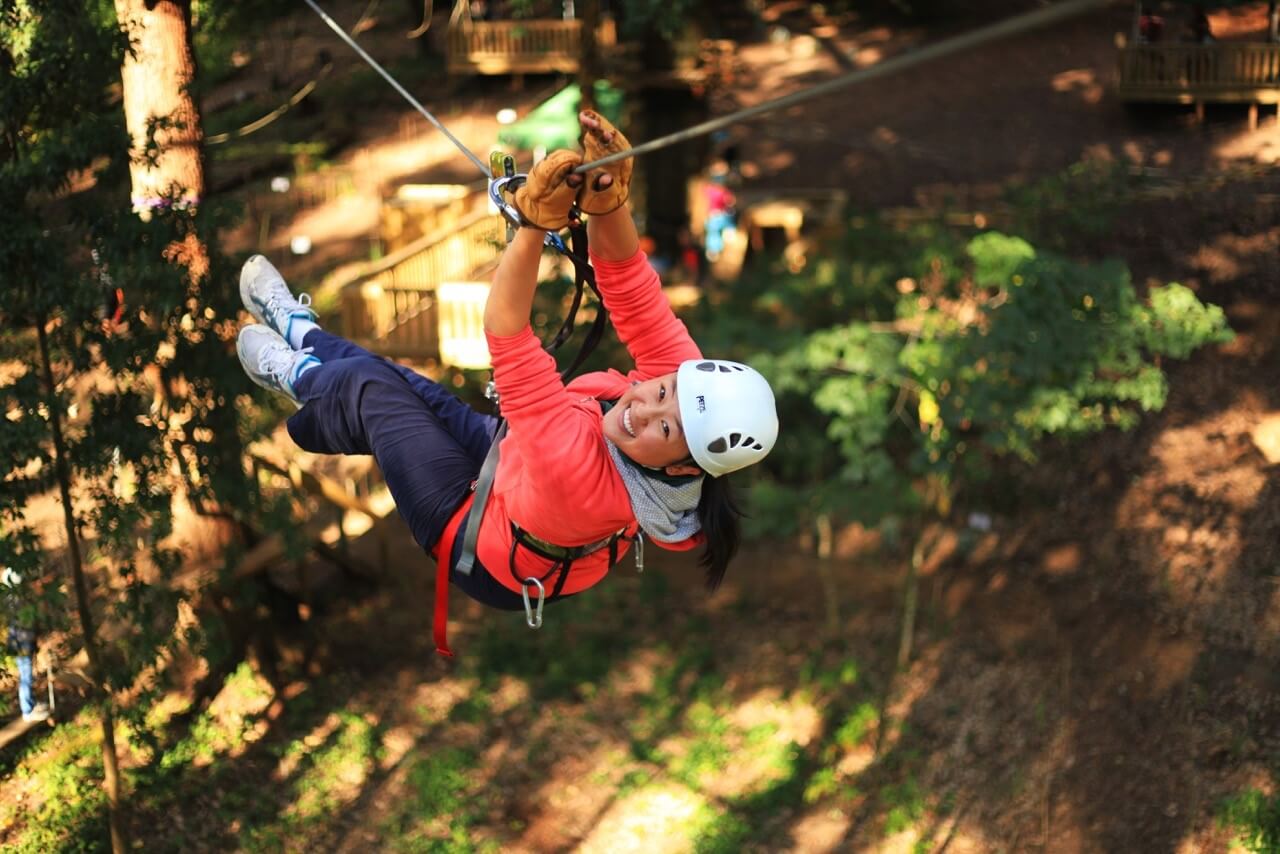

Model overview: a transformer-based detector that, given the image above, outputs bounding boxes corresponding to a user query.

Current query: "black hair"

[696,472,742,591]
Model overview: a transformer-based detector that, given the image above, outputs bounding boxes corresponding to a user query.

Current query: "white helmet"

[677,359,779,477]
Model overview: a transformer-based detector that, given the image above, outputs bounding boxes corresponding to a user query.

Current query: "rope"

[301,0,492,177]
[206,62,333,145]
[573,0,1113,174]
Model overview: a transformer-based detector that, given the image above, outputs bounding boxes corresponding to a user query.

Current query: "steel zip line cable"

[302,0,493,177]
[303,0,1113,178]
[572,0,1114,173]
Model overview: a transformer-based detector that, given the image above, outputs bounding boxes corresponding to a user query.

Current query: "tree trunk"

[896,534,926,670]
[114,0,205,220]
[36,318,128,854]
[577,0,601,111]
[814,513,841,635]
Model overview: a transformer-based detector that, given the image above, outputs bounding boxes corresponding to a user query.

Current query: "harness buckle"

[521,577,545,629]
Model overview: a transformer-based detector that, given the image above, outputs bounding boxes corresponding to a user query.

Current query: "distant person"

[702,161,738,262]
[3,568,49,723]
[232,111,778,656]
[1138,4,1165,43]
[1187,5,1214,44]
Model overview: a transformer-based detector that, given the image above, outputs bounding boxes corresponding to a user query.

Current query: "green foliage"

[1004,159,1142,252]
[5,718,110,853]
[1,4,282,834]
[691,213,1232,538]
[616,0,702,41]
[1220,788,1280,854]
[381,747,493,853]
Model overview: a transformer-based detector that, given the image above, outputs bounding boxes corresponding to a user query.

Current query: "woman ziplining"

[234,111,780,656]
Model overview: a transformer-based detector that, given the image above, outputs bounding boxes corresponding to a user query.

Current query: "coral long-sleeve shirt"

[432,249,704,596]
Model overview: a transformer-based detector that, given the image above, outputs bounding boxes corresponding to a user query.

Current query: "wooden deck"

[341,210,505,360]
[447,18,617,76]
[1118,43,1280,104]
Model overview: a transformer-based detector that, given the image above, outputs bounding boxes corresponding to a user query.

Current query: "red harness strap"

[432,497,472,658]
[433,549,454,658]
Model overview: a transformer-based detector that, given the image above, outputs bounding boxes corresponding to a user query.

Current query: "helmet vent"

[707,438,728,453]
[729,432,742,447]
[696,361,716,372]
[752,443,764,450]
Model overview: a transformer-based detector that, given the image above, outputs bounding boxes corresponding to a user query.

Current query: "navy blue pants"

[287,330,525,609]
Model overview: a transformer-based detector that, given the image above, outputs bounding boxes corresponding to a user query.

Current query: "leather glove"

[513,149,583,231]
[577,109,632,216]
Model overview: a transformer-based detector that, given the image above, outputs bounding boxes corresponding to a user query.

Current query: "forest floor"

[4,2,1280,852]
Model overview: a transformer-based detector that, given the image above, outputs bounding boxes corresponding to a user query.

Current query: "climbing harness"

[435,153,626,655]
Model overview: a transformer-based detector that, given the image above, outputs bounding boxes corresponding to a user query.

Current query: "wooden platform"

[447,18,617,76]
[1117,43,1280,105]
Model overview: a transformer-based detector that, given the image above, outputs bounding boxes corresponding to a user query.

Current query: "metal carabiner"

[634,531,644,573]
[487,160,573,254]
[488,173,527,234]
[521,577,545,629]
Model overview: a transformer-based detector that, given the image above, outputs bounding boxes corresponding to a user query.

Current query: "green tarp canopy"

[497,81,624,152]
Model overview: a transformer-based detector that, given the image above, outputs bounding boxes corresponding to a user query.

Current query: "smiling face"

[601,373,701,475]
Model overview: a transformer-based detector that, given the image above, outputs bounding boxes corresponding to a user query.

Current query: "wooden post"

[578,0,601,111]
[1249,103,1259,131]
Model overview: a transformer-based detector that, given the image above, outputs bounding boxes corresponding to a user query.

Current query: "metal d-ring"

[521,577,545,629]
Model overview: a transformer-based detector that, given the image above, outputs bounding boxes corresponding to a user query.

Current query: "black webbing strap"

[554,222,609,383]
[454,220,607,579]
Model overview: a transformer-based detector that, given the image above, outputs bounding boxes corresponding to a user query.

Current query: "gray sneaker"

[22,702,50,723]
[237,325,321,406]
[239,255,318,344]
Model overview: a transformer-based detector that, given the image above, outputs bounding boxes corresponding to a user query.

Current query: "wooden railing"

[341,210,504,359]
[448,18,617,75]
[1118,43,1280,103]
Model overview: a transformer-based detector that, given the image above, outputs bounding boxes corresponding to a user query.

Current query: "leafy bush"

[690,218,1233,539]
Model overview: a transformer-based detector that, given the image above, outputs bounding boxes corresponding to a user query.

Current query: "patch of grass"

[239,711,384,850]
[833,702,879,751]
[690,803,752,854]
[881,778,926,836]
[1219,788,1280,853]
[670,708,733,786]
[4,715,109,853]
[463,584,645,703]
[380,747,494,853]
[797,648,862,699]
[447,694,490,725]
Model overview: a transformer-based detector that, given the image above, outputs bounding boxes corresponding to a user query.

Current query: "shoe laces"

[257,343,315,390]
[264,288,313,321]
